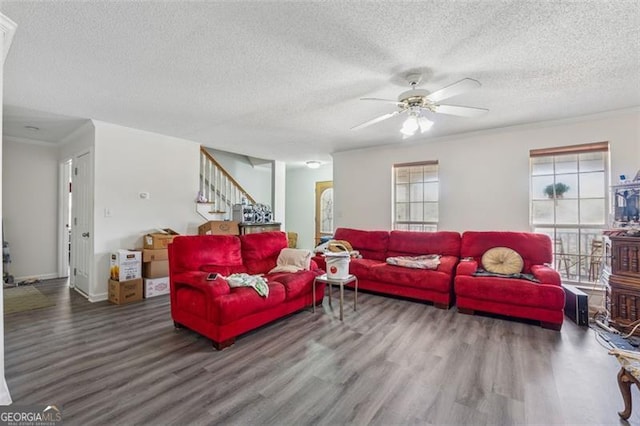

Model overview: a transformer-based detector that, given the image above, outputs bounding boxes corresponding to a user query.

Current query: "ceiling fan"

[352,74,489,138]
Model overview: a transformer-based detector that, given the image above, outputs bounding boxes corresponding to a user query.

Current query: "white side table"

[312,274,358,321]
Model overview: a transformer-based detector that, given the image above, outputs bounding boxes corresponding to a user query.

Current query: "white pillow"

[481,247,524,275]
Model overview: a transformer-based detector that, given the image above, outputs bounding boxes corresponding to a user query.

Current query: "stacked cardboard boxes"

[109,249,143,304]
[141,229,178,298]
[198,221,239,236]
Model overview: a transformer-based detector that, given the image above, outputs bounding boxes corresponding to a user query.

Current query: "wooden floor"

[4,278,639,425]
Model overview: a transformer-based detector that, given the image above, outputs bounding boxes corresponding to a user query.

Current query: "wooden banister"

[200,147,256,205]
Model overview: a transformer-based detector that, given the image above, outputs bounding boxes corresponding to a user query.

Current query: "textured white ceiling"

[2,1,639,163]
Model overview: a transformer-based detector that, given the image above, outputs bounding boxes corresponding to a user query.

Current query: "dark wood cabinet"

[605,235,640,334]
[238,222,281,235]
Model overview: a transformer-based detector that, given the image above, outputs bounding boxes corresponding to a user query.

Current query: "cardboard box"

[108,278,143,304]
[198,221,239,236]
[142,248,168,262]
[110,249,142,281]
[143,260,169,278]
[144,277,170,298]
[143,228,179,249]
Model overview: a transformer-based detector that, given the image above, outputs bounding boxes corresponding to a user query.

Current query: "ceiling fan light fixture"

[418,116,433,133]
[400,115,419,137]
[305,160,321,169]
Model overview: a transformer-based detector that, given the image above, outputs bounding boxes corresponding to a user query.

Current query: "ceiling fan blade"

[351,110,401,130]
[360,98,405,107]
[434,104,489,117]
[427,78,481,103]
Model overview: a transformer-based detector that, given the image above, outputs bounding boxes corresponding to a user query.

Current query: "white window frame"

[529,142,610,286]
[392,161,439,232]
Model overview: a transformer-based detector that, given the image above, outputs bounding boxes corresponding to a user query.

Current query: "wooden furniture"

[610,348,640,420]
[312,273,358,321]
[238,222,281,235]
[604,235,640,334]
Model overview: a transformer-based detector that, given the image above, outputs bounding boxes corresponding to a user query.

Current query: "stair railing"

[198,147,256,221]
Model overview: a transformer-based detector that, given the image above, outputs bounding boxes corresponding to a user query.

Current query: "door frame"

[315,180,333,246]
[57,158,72,279]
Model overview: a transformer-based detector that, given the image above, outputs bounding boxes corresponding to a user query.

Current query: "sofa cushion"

[240,231,289,275]
[371,264,452,293]
[265,270,318,300]
[348,258,386,281]
[334,228,389,261]
[455,276,565,310]
[460,231,553,273]
[213,282,286,325]
[387,230,461,258]
[170,235,244,274]
[199,264,247,276]
[481,247,524,275]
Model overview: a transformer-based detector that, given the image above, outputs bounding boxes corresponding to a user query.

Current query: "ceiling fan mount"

[352,74,489,137]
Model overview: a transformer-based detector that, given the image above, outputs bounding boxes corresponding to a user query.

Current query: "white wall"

[206,148,273,207]
[2,138,59,281]
[91,121,202,300]
[59,120,95,161]
[0,12,17,406]
[285,163,333,250]
[333,110,640,233]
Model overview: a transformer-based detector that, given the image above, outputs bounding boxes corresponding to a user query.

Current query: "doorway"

[58,159,72,278]
[315,181,333,246]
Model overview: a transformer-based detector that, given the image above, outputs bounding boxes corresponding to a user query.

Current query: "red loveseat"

[168,231,324,349]
[313,228,461,308]
[454,231,565,330]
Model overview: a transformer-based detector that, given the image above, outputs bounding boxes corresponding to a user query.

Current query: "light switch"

[104,207,112,217]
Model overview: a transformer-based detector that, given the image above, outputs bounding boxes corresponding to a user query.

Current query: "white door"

[71,151,92,295]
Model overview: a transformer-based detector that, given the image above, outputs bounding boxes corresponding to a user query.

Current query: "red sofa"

[454,231,565,330]
[168,231,324,349]
[313,228,461,308]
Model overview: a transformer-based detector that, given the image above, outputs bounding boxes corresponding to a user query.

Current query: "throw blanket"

[386,254,441,270]
[472,268,539,283]
[225,273,269,297]
[269,248,311,274]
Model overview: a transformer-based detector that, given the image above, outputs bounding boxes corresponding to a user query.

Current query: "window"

[393,161,439,231]
[530,142,609,284]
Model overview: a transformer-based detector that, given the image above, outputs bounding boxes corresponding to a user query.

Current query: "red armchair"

[454,231,565,330]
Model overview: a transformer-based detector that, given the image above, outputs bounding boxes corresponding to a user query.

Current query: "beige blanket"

[269,248,312,274]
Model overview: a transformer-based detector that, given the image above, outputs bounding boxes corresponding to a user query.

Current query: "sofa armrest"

[456,258,478,276]
[171,272,231,322]
[530,264,561,286]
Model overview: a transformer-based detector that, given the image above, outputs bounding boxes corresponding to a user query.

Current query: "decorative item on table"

[232,203,273,224]
[196,191,208,203]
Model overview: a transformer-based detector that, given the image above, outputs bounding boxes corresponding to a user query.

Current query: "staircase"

[198,147,256,221]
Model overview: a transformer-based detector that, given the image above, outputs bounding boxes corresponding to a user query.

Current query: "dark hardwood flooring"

[4,278,638,425]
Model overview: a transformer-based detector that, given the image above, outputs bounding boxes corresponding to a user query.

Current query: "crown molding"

[4,135,59,148]
[0,13,18,64]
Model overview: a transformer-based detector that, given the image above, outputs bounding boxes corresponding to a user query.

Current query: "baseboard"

[88,292,107,303]
[13,272,60,283]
